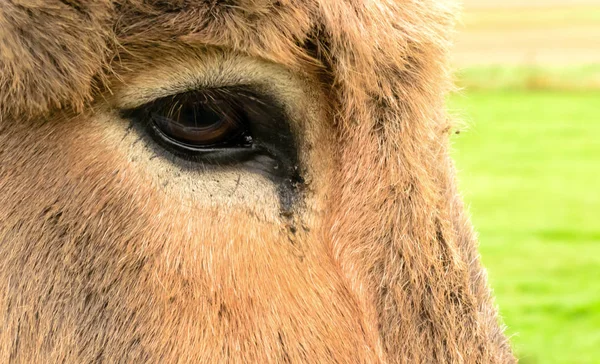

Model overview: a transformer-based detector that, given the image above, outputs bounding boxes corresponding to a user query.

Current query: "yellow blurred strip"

[462,6,600,31]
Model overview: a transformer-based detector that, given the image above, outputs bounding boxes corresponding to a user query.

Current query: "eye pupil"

[147,92,251,150]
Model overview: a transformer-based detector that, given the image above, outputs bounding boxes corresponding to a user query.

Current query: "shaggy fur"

[0,0,516,363]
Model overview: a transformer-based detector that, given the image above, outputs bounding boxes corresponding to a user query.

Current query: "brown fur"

[0,1,516,362]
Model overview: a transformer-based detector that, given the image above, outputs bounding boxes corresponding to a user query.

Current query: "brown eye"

[146,91,252,150]
[122,86,302,186]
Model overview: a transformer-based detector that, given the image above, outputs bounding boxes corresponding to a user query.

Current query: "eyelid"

[109,50,302,107]
[112,77,270,111]
[118,84,260,112]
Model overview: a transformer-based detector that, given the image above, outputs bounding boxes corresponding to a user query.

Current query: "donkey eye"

[121,86,301,184]
[140,91,253,152]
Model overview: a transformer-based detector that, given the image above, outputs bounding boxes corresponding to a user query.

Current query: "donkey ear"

[0,1,113,119]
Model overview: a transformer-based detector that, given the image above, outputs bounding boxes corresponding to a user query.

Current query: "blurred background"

[450,1,600,363]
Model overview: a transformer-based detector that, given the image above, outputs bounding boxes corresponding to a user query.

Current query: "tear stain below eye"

[240,153,304,217]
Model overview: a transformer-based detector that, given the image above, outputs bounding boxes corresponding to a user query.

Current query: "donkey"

[0,1,515,362]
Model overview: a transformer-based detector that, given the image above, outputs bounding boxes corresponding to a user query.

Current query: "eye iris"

[148,94,251,149]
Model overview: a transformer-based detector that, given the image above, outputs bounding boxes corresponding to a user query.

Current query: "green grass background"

[449,71,600,363]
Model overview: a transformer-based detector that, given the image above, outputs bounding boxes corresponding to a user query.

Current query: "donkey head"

[0,1,514,362]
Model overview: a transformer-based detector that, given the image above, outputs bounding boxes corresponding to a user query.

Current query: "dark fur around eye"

[120,86,304,212]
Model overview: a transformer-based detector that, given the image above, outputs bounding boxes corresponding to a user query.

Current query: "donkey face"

[0,1,515,362]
